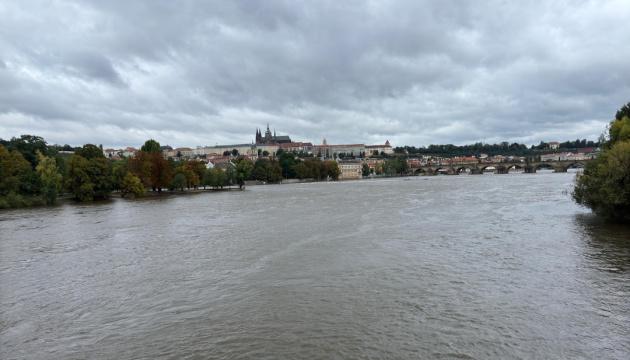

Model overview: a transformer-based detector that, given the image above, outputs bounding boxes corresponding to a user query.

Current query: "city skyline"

[1,1,629,148]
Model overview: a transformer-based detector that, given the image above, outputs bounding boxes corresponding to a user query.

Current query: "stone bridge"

[409,159,592,175]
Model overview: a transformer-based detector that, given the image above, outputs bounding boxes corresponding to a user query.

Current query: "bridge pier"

[554,167,567,173]
[470,168,482,175]
[524,166,536,174]
[495,167,509,174]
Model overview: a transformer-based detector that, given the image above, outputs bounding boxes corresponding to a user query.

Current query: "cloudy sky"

[1,0,629,148]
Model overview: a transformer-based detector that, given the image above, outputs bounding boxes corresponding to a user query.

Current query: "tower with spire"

[254,124,292,144]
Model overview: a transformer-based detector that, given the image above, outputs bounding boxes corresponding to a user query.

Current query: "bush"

[120,173,145,198]
[573,140,630,222]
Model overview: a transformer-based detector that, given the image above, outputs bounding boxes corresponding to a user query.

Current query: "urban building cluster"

[103,124,394,180]
[101,125,598,181]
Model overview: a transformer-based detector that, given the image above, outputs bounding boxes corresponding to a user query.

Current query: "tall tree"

[0,145,33,196]
[67,155,94,201]
[36,152,62,205]
[235,158,254,189]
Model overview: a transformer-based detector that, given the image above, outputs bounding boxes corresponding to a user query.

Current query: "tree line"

[0,137,342,209]
[394,139,600,157]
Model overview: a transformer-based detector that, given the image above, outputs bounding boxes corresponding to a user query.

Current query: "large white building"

[338,160,363,180]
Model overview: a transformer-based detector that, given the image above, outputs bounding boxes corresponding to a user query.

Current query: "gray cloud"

[0,0,629,148]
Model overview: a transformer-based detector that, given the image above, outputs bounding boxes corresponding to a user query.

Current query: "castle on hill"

[255,124,292,145]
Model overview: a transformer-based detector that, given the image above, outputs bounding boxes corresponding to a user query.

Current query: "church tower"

[264,123,273,143]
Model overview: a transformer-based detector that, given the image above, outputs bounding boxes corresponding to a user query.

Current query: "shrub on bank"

[0,192,45,209]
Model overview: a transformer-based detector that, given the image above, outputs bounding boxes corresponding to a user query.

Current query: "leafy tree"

[87,157,113,199]
[130,150,173,192]
[202,167,215,189]
[76,144,104,160]
[231,149,239,157]
[0,145,33,196]
[573,102,630,222]
[615,102,630,121]
[174,160,201,189]
[322,160,340,180]
[383,157,408,176]
[36,152,62,205]
[0,135,51,168]
[235,158,254,189]
[141,139,161,153]
[171,173,187,191]
[112,159,129,191]
[277,150,297,178]
[204,168,227,189]
[120,173,145,198]
[66,154,112,201]
[293,162,310,179]
[362,163,371,177]
[252,159,282,182]
[67,155,94,201]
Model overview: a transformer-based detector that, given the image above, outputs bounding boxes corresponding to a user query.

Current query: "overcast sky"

[1,0,629,148]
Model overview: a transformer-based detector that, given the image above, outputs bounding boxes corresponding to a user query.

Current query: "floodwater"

[1,172,629,359]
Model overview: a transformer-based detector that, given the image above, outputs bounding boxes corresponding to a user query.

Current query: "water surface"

[1,173,629,359]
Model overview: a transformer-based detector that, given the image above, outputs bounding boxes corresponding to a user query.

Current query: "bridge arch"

[433,167,451,175]
[455,166,474,174]
[479,165,497,173]
[563,162,586,171]
[414,168,430,176]
[535,163,555,171]
[505,164,524,173]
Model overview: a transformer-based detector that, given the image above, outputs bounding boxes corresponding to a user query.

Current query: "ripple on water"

[0,173,629,359]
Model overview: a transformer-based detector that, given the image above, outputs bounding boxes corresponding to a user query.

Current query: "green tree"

[252,159,282,183]
[362,163,371,177]
[205,168,227,188]
[87,157,113,199]
[322,160,340,180]
[0,145,31,195]
[112,159,129,191]
[1,135,51,168]
[171,173,187,191]
[67,155,94,201]
[36,152,62,205]
[235,158,254,189]
[120,173,145,198]
[573,102,630,222]
[293,162,310,179]
[66,153,112,201]
[203,167,215,189]
[130,150,173,192]
[141,139,162,153]
[76,144,104,159]
[277,150,297,178]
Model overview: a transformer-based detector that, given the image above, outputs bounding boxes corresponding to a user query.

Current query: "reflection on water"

[1,173,629,359]
[574,213,630,273]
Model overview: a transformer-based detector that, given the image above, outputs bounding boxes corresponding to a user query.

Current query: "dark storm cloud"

[0,0,629,147]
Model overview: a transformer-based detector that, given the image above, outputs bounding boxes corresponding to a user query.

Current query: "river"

[1,172,629,359]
